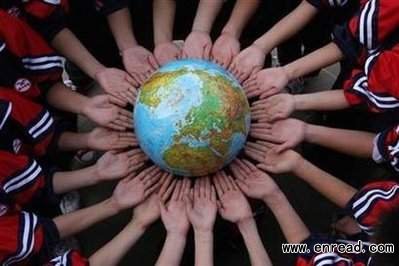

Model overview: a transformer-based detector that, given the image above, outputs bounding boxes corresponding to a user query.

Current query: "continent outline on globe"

[134,59,250,177]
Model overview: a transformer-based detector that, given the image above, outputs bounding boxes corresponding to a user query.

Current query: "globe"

[134,59,250,176]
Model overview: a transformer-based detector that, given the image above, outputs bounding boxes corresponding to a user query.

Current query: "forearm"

[293,157,358,208]
[222,0,259,38]
[153,0,176,44]
[155,233,187,266]
[52,166,98,194]
[263,191,310,244]
[89,219,147,266]
[46,82,88,114]
[254,0,318,53]
[238,218,272,266]
[53,198,119,238]
[305,124,375,158]
[57,132,89,151]
[192,0,224,33]
[107,8,138,52]
[194,231,213,266]
[293,90,350,111]
[284,42,344,80]
[51,28,105,79]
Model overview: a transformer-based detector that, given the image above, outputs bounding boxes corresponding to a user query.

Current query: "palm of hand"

[97,68,128,94]
[212,34,240,66]
[154,42,181,65]
[259,68,288,93]
[183,31,212,58]
[89,128,118,150]
[86,97,118,126]
[236,46,265,71]
[188,199,217,231]
[264,150,300,174]
[134,193,161,226]
[97,152,129,180]
[273,119,305,147]
[123,46,153,73]
[219,192,252,223]
[162,201,190,234]
[113,179,145,210]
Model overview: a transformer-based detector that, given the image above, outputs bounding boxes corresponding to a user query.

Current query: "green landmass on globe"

[134,59,250,176]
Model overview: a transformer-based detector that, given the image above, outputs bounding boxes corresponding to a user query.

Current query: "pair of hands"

[154,31,240,69]
[82,95,133,131]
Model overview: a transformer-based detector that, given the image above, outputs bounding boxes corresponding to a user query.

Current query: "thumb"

[184,194,193,212]
[275,142,291,153]
[159,200,167,213]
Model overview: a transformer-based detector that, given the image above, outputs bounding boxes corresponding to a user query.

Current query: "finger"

[144,171,162,188]
[172,180,183,201]
[230,163,246,180]
[213,174,224,196]
[144,181,162,197]
[184,194,193,212]
[242,159,258,172]
[199,177,205,198]
[224,175,238,191]
[204,177,211,199]
[125,74,139,87]
[234,159,251,174]
[162,178,177,201]
[106,123,125,131]
[244,148,264,162]
[210,185,216,203]
[136,165,157,179]
[109,95,128,107]
[148,55,160,70]
[194,179,201,199]
[218,171,230,191]
[236,178,250,193]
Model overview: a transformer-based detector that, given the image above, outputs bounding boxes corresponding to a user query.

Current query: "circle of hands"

[85,31,309,230]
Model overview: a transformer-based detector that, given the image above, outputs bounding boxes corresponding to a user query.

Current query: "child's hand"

[244,141,302,174]
[160,178,191,236]
[212,32,240,68]
[96,149,147,181]
[133,173,176,227]
[182,31,212,60]
[228,44,265,83]
[82,95,133,131]
[230,159,280,201]
[250,118,306,153]
[88,127,138,151]
[111,166,163,211]
[185,177,217,233]
[95,67,137,106]
[213,171,252,224]
[121,45,159,85]
[154,42,181,66]
[244,67,289,99]
[251,93,296,122]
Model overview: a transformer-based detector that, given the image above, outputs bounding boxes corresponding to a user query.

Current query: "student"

[0,90,137,158]
[0,168,171,266]
[230,158,399,265]
[0,1,138,106]
[0,149,147,210]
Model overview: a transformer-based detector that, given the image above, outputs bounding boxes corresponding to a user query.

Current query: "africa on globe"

[134,59,250,176]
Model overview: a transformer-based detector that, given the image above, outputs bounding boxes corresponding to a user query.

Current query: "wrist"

[237,217,256,234]
[304,123,316,143]
[166,231,188,243]
[221,26,240,39]
[103,197,121,216]
[120,44,140,57]
[129,217,149,232]
[262,190,286,209]
[194,229,213,240]
[282,64,296,81]
[292,155,307,177]
[253,40,271,55]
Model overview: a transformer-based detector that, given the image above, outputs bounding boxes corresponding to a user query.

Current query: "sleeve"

[346,0,399,51]
[95,0,129,16]
[372,124,399,171]
[23,0,70,41]
[333,23,363,65]
[45,250,89,266]
[2,90,59,157]
[0,151,59,209]
[0,40,28,89]
[305,0,350,10]
[346,181,399,235]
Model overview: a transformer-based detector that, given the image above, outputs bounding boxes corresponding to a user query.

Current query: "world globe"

[134,59,250,176]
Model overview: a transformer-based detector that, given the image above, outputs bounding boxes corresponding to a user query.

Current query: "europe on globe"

[134,59,250,176]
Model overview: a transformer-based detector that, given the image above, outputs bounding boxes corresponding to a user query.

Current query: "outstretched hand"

[251,93,296,122]
[160,178,191,236]
[82,95,134,131]
[228,44,265,83]
[230,159,279,201]
[111,166,163,211]
[185,177,217,233]
[122,45,159,85]
[244,141,301,174]
[213,171,252,224]
[96,149,147,181]
[182,31,212,60]
[95,67,138,106]
[88,127,138,151]
[212,32,240,68]
[243,67,289,99]
[250,118,306,152]
[154,42,182,66]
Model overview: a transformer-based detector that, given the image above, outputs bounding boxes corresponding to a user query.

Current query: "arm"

[156,234,187,266]
[192,0,224,33]
[305,124,375,158]
[253,0,318,54]
[238,218,272,266]
[223,0,259,38]
[293,156,358,208]
[51,28,105,79]
[294,90,350,111]
[284,42,344,81]
[153,0,176,46]
[107,8,138,52]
